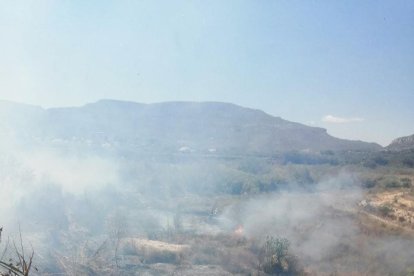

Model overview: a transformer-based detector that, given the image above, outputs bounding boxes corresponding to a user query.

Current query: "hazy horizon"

[1,0,413,145]
[0,97,394,146]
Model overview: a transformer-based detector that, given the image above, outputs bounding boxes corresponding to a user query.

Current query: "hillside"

[2,100,414,276]
[1,100,381,154]
[387,134,414,151]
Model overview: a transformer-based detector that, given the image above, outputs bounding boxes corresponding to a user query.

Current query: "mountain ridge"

[387,134,414,151]
[0,99,382,154]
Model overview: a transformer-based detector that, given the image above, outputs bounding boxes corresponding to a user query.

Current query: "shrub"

[378,204,393,217]
[258,236,301,275]
[362,179,377,189]
[0,227,35,276]
[292,168,314,186]
[373,156,389,166]
[402,158,414,168]
[385,180,400,188]
[400,178,412,188]
[363,160,377,169]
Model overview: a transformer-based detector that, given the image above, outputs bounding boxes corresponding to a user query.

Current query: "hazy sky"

[0,1,413,145]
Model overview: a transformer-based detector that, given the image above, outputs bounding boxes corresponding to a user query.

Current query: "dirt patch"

[363,190,414,230]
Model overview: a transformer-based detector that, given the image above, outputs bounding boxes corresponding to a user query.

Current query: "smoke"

[218,173,362,246]
[216,174,414,274]
[19,150,119,195]
[0,149,119,213]
[0,143,123,253]
[1,130,414,274]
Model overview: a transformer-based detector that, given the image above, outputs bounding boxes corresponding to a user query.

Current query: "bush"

[373,156,389,166]
[381,176,402,189]
[0,227,35,276]
[385,180,400,188]
[378,204,393,217]
[292,168,314,186]
[362,179,377,189]
[259,236,301,275]
[402,158,414,168]
[363,160,377,169]
[400,178,412,188]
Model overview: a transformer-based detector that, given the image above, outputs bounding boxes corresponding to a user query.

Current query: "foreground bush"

[259,236,302,275]
[0,228,35,276]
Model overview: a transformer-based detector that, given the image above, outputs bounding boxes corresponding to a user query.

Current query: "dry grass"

[363,190,414,231]
[119,238,189,265]
[0,228,35,276]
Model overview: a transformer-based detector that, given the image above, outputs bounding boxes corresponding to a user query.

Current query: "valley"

[1,101,414,275]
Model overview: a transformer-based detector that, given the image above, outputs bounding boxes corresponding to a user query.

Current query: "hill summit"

[387,134,414,151]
